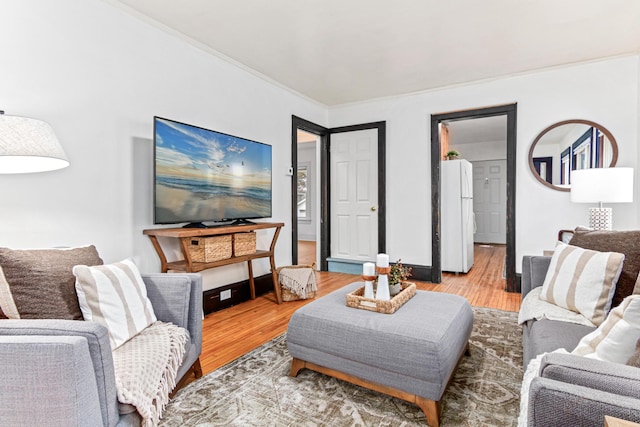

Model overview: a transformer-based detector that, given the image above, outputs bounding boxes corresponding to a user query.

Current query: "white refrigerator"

[441,159,474,273]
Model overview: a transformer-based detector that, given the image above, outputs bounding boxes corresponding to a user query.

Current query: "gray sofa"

[0,273,203,427]
[521,255,640,427]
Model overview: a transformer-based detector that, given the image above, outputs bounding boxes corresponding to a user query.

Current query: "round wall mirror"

[528,119,618,192]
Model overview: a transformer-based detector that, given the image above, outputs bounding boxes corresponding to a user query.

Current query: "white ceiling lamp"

[0,111,70,174]
[570,167,634,230]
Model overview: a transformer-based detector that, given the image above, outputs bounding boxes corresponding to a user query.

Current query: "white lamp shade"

[570,167,634,203]
[0,115,69,173]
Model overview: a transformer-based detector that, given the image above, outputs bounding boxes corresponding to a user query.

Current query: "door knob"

[371,206,377,212]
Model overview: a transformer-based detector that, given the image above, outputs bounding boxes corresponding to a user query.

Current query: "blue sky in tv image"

[155,118,271,181]
[154,117,272,224]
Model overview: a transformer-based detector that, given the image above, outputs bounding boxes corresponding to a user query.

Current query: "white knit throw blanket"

[112,321,189,427]
[279,267,317,298]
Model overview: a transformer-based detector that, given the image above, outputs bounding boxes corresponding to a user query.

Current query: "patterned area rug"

[160,307,522,426]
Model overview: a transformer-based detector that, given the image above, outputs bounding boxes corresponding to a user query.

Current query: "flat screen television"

[153,116,272,227]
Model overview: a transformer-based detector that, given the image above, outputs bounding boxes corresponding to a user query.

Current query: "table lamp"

[0,111,69,173]
[570,167,633,230]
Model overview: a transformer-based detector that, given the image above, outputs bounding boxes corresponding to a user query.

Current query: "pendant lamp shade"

[0,114,69,173]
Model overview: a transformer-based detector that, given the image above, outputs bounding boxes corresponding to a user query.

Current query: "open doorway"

[442,116,508,284]
[431,104,518,292]
[296,129,320,266]
[291,116,386,271]
[291,116,328,268]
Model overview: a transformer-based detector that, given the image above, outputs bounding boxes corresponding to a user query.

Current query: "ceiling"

[111,0,640,106]
[445,116,507,145]
[297,129,318,144]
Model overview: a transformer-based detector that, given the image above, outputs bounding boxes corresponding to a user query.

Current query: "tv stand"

[182,222,207,229]
[143,222,284,304]
[182,219,256,228]
[230,219,256,225]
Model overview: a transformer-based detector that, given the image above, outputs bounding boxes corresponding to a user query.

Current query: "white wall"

[2,1,638,285]
[0,0,327,291]
[328,56,640,272]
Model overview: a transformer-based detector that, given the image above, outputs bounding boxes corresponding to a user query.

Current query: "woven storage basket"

[233,232,256,256]
[276,264,316,301]
[189,235,232,262]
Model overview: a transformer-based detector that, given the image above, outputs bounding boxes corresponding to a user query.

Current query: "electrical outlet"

[220,289,231,300]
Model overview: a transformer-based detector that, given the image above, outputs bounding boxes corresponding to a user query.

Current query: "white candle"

[363,262,375,276]
[376,253,389,268]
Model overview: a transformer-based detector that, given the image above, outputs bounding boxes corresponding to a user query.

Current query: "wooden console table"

[143,222,284,304]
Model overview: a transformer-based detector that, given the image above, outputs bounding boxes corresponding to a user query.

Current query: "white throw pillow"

[572,294,640,363]
[73,259,157,349]
[539,242,624,325]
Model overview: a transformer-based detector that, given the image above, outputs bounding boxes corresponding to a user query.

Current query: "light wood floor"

[297,240,316,265]
[199,243,519,377]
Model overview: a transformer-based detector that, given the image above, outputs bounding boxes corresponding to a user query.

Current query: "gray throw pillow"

[0,246,103,320]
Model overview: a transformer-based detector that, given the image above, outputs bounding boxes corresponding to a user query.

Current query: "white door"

[472,160,506,244]
[330,129,378,261]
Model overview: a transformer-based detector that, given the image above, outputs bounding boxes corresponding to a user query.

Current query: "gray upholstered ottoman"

[286,282,474,427]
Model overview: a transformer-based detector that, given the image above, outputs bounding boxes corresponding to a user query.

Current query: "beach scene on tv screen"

[155,118,272,223]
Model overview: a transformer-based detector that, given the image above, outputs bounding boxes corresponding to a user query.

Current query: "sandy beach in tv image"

[154,118,272,223]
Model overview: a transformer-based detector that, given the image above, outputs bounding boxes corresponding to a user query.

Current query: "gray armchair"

[521,255,640,426]
[0,273,203,427]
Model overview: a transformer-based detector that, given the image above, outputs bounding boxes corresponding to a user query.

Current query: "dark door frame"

[430,104,518,292]
[291,116,329,267]
[532,156,553,183]
[292,116,386,271]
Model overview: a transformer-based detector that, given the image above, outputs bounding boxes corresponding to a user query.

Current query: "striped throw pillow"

[572,295,640,363]
[73,259,157,349]
[540,242,624,326]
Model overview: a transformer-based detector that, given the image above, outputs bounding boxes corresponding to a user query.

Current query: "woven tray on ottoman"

[276,264,317,301]
[346,282,416,314]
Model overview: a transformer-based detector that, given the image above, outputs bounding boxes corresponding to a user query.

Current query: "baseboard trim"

[203,274,274,314]
[327,258,364,274]
[325,259,432,282]
[404,263,431,282]
[514,273,521,293]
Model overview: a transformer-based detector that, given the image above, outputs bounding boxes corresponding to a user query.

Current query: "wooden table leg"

[147,235,169,273]
[179,237,194,272]
[268,225,283,304]
[270,254,282,304]
[247,260,256,299]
